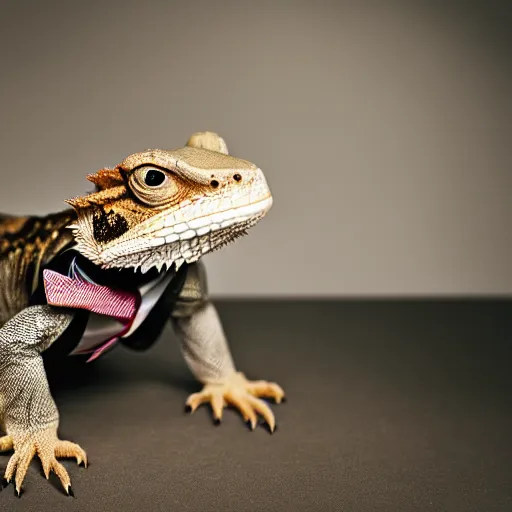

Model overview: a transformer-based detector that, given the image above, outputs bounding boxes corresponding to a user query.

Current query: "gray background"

[0,0,510,297]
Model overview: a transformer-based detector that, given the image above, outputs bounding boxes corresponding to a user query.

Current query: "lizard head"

[66,132,273,273]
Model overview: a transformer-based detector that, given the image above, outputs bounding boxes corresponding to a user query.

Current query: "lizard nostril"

[210,180,219,188]
[233,174,242,182]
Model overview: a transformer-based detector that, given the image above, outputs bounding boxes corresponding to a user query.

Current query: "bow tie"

[43,269,140,361]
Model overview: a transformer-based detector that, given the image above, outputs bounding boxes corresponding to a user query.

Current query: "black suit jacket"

[29,246,190,361]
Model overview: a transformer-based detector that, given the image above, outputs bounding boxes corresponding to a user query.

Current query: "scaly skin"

[0,211,76,326]
[0,132,286,497]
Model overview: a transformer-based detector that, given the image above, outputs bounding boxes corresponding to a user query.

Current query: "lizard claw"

[4,427,87,496]
[185,372,286,433]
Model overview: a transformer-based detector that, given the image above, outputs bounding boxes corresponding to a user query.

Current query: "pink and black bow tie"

[43,269,140,362]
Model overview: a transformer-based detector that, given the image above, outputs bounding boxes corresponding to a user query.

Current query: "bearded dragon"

[0,132,285,497]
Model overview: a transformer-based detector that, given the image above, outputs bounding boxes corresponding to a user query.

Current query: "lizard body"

[0,132,285,497]
[0,210,76,325]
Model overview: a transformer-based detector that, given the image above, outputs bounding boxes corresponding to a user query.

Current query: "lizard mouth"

[149,195,273,245]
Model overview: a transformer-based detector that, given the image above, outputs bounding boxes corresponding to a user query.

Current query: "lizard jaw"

[71,195,272,273]
[147,195,273,248]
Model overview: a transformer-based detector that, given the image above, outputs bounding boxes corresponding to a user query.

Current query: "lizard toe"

[55,440,88,468]
[245,380,286,404]
[0,435,13,453]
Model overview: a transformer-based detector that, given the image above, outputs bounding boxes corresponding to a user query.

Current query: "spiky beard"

[70,210,264,274]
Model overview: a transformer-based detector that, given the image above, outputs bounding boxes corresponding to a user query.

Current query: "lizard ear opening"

[186,131,229,155]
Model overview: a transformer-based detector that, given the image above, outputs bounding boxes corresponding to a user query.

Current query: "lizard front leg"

[170,262,285,433]
[0,305,87,497]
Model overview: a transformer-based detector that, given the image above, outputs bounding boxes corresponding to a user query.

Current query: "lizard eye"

[144,169,167,187]
[129,166,180,207]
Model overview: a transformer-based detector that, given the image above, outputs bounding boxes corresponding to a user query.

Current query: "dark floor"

[1,299,511,512]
